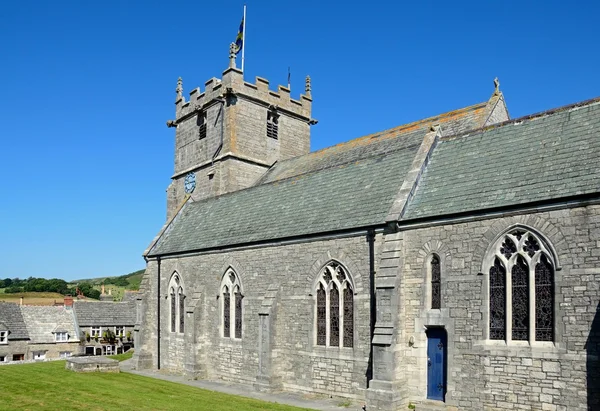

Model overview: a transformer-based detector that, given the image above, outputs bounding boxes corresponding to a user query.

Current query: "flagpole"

[241,4,246,73]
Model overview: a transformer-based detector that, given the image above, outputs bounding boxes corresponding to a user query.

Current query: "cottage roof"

[0,302,29,340]
[403,98,600,220]
[73,301,136,326]
[20,305,79,344]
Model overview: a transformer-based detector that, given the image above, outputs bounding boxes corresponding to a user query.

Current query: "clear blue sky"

[1,1,598,281]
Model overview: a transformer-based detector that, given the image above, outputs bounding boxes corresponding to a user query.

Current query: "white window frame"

[91,326,101,337]
[59,351,72,358]
[115,326,124,337]
[0,330,7,344]
[33,351,46,360]
[55,332,68,342]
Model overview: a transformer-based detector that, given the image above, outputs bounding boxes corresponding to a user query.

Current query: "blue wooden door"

[427,328,446,401]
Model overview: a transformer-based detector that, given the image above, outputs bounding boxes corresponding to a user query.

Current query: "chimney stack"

[64,296,74,307]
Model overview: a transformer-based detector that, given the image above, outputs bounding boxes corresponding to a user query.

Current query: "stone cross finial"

[493,77,500,95]
[176,77,183,101]
[229,43,237,69]
[305,75,312,97]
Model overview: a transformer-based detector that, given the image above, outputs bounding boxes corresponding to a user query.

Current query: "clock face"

[184,172,196,194]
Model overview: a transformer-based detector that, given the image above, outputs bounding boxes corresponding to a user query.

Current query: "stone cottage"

[133,49,600,410]
[73,301,136,355]
[0,301,80,362]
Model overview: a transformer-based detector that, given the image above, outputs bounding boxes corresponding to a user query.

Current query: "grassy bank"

[0,361,314,411]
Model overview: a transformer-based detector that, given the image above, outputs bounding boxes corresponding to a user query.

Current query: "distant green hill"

[71,269,145,291]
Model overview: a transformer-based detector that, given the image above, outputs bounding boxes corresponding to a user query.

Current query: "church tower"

[165,44,316,220]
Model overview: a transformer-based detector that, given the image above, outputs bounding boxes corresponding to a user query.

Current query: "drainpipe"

[367,229,376,386]
[157,256,161,370]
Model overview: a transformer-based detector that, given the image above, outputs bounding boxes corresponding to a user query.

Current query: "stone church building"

[134,49,600,410]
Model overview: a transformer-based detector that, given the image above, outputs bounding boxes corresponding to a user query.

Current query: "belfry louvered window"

[315,261,354,348]
[488,228,555,342]
[267,111,278,139]
[198,110,207,140]
[221,269,243,339]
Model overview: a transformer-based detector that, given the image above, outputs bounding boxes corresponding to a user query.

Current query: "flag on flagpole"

[234,15,244,55]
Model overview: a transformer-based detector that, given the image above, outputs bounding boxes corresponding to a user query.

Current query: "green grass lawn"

[0,361,314,411]
[107,350,134,362]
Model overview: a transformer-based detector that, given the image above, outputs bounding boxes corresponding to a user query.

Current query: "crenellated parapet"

[171,70,314,126]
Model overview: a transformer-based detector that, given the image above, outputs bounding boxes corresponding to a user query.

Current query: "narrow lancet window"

[178,288,185,333]
[343,286,354,348]
[170,288,176,333]
[235,288,242,339]
[511,255,529,341]
[223,286,230,338]
[316,285,326,346]
[431,254,441,309]
[329,284,340,347]
[535,254,554,341]
[489,257,506,340]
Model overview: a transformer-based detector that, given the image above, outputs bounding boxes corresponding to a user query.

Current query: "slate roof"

[149,100,495,256]
[403,98,600,220]
[148,94,600,256]
[73,301,136,326]
[0,302,29,340]
[20,305,78,344]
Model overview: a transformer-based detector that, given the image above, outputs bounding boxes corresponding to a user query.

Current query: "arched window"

[315,261,354,348]
[170,287,176,333]
[221,269,242,339]
[430,254,441,309]
[178,287,185,333]
[168,274,185,334]
[488,228,555,342]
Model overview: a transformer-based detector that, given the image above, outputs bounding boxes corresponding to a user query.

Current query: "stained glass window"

[170,289,176,333]
[489,228,555,343]
[330,284,340,347]
[431,254,441,309]
[179,289,185,333]
[316,285,326,346]
[223,287,230,338]
[511,256,529,340]
[489,257,506,340]
[235,291,242,339]
[343,287,353,348]
[316,261,354,348]
[535,254,554,341]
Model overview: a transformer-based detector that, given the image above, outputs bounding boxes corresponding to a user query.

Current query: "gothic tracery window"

[430,254,441,309]
[488,228,555,342]
[221,269,242,339]
[315,261,354,348]
[169,274,185,334]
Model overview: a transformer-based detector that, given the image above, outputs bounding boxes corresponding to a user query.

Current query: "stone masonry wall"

[398,205,600,411]
[142,233,375,398]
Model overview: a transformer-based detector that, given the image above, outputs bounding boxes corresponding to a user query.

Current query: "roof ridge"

[440,95,600,142]
[272,100,489,167]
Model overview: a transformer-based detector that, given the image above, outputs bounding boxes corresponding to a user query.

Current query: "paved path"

[120,359,362,411]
